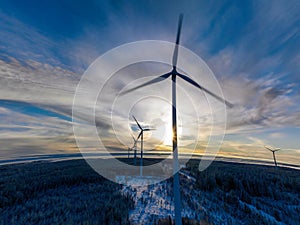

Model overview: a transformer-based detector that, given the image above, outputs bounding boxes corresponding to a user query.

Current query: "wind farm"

[0,1,299,225]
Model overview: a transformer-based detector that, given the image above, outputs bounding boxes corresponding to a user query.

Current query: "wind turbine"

[121,14,233,225]
[127,135,136,158]
[131,134,138,165]
[265,146,281,167]
[132,115,154,176]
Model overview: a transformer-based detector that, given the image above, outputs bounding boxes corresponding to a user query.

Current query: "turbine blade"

[172,14,183,68]
[131,133,136,141]
[144,128,156,131]
[131,134,137,147]
[137,131,142,141]
[120,72,172,96]
[132,115,142,130]
[265,146,273,151]
[177,73,233,108]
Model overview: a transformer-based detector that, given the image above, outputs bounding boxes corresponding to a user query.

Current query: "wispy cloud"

[0,1,299,164]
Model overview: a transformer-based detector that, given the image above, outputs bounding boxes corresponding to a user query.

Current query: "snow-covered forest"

[0,159,299,224]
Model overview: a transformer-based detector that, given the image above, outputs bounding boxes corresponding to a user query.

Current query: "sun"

[150,112,183,147]
[151,116,173,146]
[163,122,173,146]
[162,118,182,146]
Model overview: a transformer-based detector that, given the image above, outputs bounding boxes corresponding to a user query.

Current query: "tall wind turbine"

[265,146,281,167]
[121,14,232,225]
[133,115,154,176]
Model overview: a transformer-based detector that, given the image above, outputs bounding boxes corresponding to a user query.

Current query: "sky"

[0,0,299,166]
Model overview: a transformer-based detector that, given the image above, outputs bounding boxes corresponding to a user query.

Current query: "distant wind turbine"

[127,134,136,158]
[132,115,154,176]
[131,134,138,165]
[121,14,232,225]
[265,146,281,167]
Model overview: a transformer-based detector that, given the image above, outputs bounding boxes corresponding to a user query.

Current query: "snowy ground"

[122,180,175,224]
[121,171,205,224]
[120,168,292,225]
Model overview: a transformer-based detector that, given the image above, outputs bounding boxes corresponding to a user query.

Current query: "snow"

[239,200,285,225]
[122,179,175,224]
[120,172,204,224]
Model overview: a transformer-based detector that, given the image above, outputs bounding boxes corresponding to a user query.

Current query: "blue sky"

[0,0,299,165]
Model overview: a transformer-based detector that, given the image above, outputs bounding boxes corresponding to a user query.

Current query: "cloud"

[0,105,78,158]
[221,72,300,132]
[269,132,285,138]
[1,37,299,161]
[0,12,65,68]
[0,1,299,164]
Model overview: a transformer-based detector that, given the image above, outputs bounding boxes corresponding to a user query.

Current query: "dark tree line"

[185,160,300,225]
[0,160,134,225]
